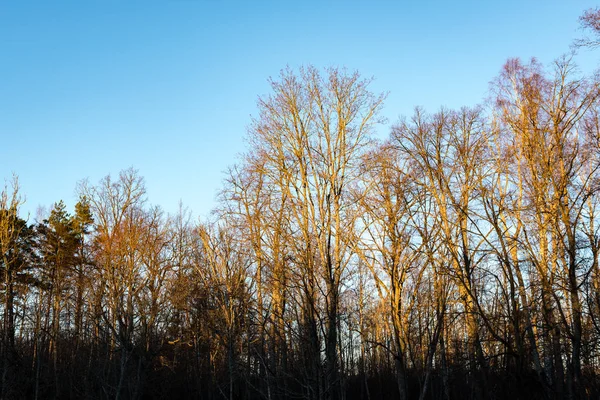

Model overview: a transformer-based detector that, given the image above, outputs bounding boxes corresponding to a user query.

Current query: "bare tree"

[574,8,600,49]
[195,220,253,400]
[78,168,148,399]
[392,107,495,399]
[246,66,385,400]
[0,176,31,399]
[494,56,600,399]
[354,142,426,400]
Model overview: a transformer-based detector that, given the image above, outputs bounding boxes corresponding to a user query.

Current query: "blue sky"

[1,0,598,220]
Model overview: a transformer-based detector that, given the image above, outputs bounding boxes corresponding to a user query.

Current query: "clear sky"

[2,0,598,220]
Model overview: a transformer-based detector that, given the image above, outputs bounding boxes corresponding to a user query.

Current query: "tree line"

[3,12,600,400]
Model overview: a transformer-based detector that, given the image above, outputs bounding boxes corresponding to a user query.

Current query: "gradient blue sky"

[2,0,599,220]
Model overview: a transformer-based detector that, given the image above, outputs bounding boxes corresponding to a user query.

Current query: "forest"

[3,9,600,400]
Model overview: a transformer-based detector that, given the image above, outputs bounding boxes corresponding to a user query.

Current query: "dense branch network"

[3,18,600,400]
